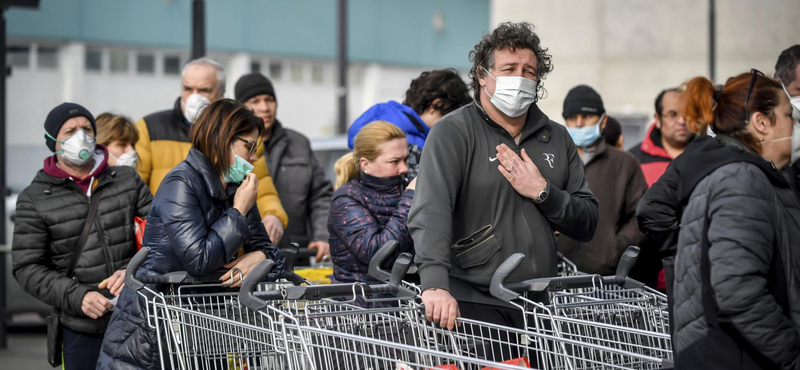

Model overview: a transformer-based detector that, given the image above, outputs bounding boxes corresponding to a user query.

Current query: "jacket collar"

[172,97,189,125]
[357,172,405,194]
[640,123,672,159]
[185,148,227,201]
[266,120,288,151]
[473,100,550,144]
[584,138,609,166]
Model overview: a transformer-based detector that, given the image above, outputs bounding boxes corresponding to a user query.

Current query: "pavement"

[0,326,53,370]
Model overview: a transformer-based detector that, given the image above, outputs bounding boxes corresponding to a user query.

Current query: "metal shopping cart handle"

[489,246,646,303]
[123,246,262,291]
[239,242,417,310]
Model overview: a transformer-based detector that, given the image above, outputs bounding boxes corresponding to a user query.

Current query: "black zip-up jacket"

[409,102,598,306]
[12,165,152,335]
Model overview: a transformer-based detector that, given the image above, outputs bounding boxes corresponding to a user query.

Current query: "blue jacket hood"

[348,101,429,149]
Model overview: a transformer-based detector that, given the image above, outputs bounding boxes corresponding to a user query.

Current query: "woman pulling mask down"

[97,99,285,370]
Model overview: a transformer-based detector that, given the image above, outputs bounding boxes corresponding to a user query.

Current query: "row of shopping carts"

[122,242,673,370]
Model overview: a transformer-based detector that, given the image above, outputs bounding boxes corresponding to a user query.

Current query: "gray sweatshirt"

[408,102,598,306]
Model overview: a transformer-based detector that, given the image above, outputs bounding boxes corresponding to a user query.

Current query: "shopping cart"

[488,247,673,366]
[239,257,671,370]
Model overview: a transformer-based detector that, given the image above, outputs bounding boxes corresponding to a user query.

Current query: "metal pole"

[191,0,205,59]
[0,5,8,350]
[709,0,716,83]
[337,0,348,135]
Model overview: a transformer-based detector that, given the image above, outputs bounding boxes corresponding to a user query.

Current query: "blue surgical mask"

[224,147,254,183]
[566,114,604,147]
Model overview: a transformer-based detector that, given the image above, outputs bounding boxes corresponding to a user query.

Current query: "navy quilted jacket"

[329,173,414,287]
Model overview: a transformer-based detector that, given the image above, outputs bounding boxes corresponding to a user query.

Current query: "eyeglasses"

[236,137,259,157]
[743,68,766,124]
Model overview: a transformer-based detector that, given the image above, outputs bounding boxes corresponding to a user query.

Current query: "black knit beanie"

[563,85,605,119]
[235,72,276,103]
[44,103,96,152]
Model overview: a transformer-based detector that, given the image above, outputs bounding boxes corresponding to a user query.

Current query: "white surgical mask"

[778,79,800,164]
[110,151,138,168]
[183,93,210,124]
[483,68,537,118]
[46,130,96,166]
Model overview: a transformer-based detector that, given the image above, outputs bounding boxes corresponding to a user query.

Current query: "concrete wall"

[491,0,799,146]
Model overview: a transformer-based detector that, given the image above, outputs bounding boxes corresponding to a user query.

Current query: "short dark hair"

[189,99,263,176]
[469,22,553,102]
[775,45,800,86]
[654,87,679,117]
[403,69,471,116]
[602,116,622,147]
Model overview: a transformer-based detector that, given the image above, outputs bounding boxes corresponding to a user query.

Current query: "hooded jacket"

[672,136,800,369]
[409,102,598,307]
[629,123,675,187]
[12,148,152,335]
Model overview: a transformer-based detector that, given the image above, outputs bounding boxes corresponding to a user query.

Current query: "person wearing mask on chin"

[95,113,139,168]
[98,99,285,370]
[135,59,288,243]
[408,21,598,350]
[12,103,152,369]
[557,85,647,276]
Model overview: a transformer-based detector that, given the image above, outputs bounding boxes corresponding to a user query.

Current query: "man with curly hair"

[408,22,599,335]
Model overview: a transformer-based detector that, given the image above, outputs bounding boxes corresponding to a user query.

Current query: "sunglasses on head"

[743,68,766,123]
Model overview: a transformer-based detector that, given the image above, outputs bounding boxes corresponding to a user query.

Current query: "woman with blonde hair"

[95,113,139,168]
[328,121,417,307]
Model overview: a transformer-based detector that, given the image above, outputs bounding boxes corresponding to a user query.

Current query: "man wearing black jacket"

[408,22,598,332]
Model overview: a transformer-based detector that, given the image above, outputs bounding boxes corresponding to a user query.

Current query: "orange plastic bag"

[134,216,146,250]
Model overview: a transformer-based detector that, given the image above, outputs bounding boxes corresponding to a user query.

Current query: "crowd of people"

[8,20,800,370]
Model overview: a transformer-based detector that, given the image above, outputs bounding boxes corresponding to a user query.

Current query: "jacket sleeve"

[707,167,800,369]
[636,161,681,254]
[329,190,415,267]
[255,153,289,228]
[134,119,154,194]
[616,161,648,249]
[133,170,153,219]
[408,121,466,292]
[158,176,251,276]
[536,130,599,242]
[11,191,90,317]
[307,152,333,243]
[242,205,286,281]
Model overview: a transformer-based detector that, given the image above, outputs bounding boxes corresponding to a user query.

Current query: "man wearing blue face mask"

[558,85,648,275]
[408,22,599,343]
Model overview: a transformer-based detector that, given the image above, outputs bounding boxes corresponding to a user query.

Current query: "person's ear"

[617,134,624,149]
[359,157,369,173]
[427,98,442,114]
[600,115,608,131]
[654,113,662,129]
[478,66,488,88]
[750,111,770,137]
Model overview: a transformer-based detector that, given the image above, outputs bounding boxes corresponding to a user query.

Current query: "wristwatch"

[532,180,550,203]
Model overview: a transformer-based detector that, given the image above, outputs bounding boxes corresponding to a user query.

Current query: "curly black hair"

[469,22,553,102]
[403,69,471,116]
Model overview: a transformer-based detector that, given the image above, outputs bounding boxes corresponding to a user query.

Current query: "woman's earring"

[365,170,369,174]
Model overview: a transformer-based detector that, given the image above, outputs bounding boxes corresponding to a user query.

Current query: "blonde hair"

[95,113,139,147]
[334,121,406,189]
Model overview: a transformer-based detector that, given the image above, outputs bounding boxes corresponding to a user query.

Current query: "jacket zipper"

[456,235,496,257]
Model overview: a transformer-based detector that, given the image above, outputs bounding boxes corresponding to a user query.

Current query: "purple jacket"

[328,173,415,287]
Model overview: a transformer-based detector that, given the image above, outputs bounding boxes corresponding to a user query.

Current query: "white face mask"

[111,151,138,168]
[483,68,537,118]
[47,129,96,166]
[183,93,210,124]
[778,79,800,165]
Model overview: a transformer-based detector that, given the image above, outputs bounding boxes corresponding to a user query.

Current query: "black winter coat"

[12,165,152,335]
[97,148,285,370]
